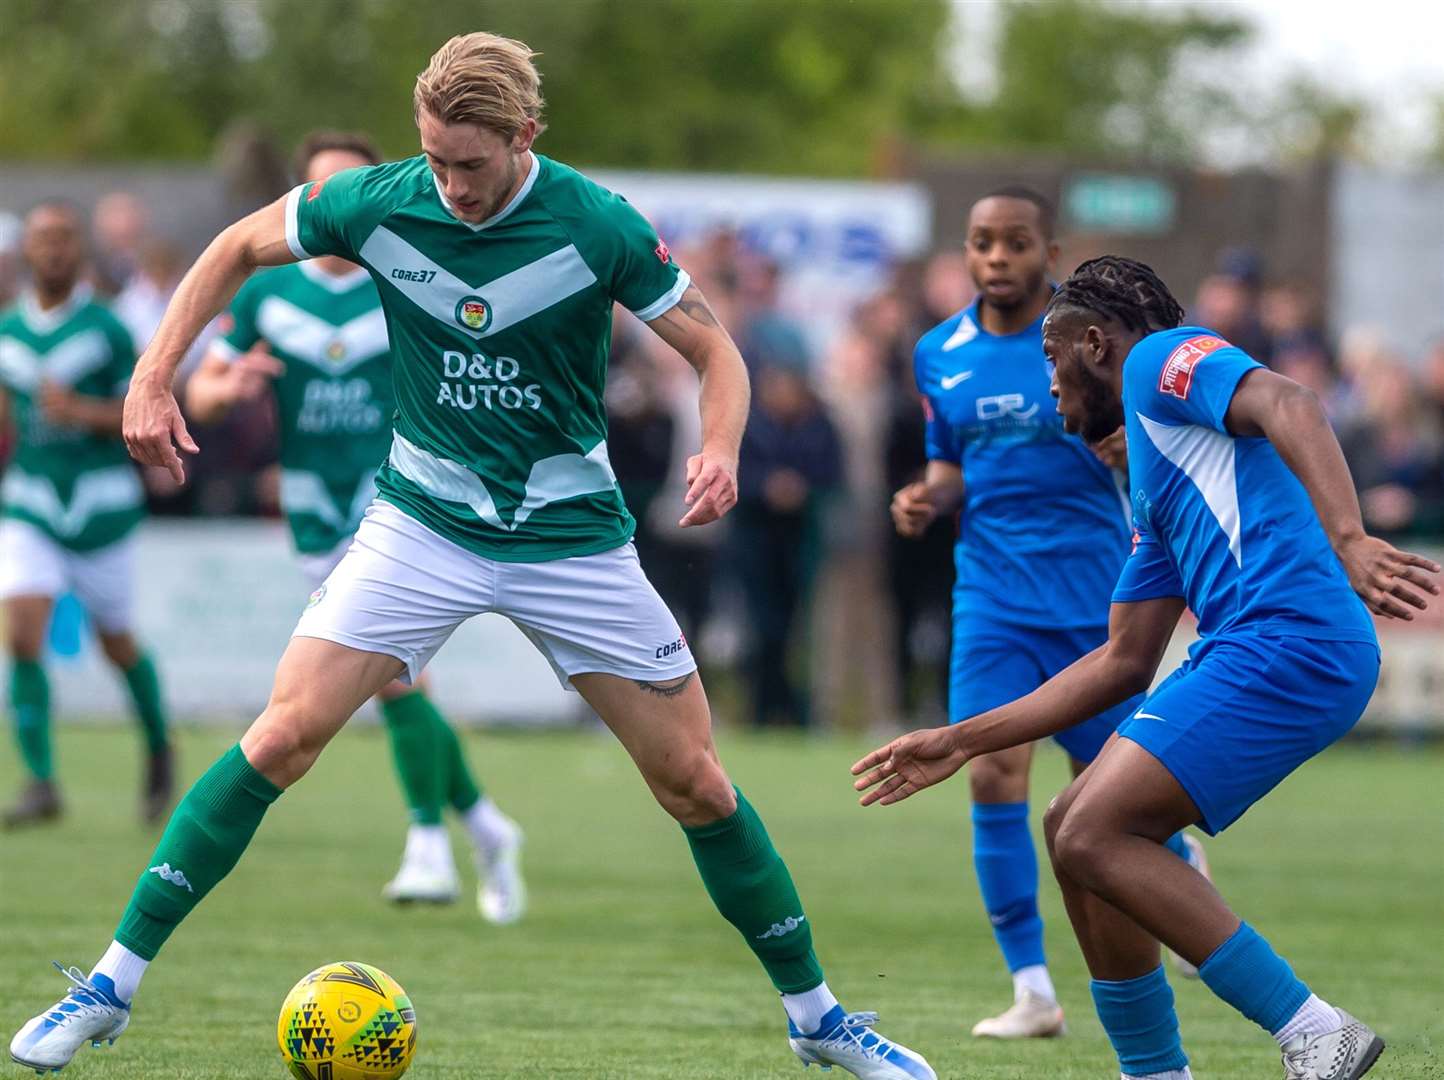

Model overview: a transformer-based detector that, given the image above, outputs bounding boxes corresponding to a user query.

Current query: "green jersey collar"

[431,151,541,233]
[19,283,93,336]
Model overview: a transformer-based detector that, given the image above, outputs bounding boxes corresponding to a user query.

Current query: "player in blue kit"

[892,189,1203,1039]
[859,256,1439,1079]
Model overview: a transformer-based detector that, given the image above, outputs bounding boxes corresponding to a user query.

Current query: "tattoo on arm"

[674,287,719,329]
[634,671,696,698]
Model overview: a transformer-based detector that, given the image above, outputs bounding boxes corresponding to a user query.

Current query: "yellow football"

[276,961,417,1080]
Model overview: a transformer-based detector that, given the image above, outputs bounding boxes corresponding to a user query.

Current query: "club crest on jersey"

[325,338,346,362]
[1159,335,1228,399]
[454,295,492,332]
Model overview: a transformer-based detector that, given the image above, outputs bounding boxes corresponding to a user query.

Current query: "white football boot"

[476,818,526,925]
[970,989,1067,1039]
[1168,833,1211,979]
[10,964,129,1073]
[789,1006,936,1079]
[1281,1011,1385,1079]
[382,826,460,904]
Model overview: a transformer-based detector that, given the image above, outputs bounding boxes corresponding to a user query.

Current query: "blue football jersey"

[1113,326,1377,648]
[916,300,1132,629]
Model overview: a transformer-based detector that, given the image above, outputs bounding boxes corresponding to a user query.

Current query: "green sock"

[438,713,483,813]
[11,659,52,781]
[122,653,169,753]
[115,743,281,959]
[381,691,447,826]
[683,788,825,994]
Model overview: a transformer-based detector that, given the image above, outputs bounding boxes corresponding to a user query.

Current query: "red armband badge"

[1159,335,1229,399]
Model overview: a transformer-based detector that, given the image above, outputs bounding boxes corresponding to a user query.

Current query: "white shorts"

[0,518,135,632]
[292,501,695,689]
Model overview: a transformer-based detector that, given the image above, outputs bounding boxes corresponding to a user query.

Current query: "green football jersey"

[0,287,143,551]
[215,261,393,555]
[286,152,689,562]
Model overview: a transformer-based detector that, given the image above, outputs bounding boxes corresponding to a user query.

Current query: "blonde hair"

[413,33,546,139]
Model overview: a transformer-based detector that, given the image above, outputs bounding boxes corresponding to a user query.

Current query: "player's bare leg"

[1049,737,1383,1079]
[3,595,59,828]
[10,638,403,1071]
[573,670,935,1080]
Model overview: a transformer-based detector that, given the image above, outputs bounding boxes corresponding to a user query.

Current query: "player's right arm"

[124,197,296,482]
[1222,367,1440,619]
[892,460,964,538]
[851,593,1185,806]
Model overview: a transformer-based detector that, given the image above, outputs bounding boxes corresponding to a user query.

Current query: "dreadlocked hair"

[1047,256,1185,334]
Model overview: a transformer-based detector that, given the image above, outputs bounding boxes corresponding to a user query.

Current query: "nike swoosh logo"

[1133,711,1167,723]
[940,371,974,390]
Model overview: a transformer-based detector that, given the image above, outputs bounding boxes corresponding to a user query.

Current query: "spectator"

[1192,248,1272,364]
[732,349,843,728]
[1338,355,1444,541]
[91,192,151,297]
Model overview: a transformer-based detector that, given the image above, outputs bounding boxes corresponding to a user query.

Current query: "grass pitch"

[2,725,1441,1078]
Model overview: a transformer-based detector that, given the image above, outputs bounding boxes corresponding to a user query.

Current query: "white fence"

[32,524,1444,734]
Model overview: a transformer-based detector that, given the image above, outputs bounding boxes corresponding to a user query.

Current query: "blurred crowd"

[2,198,1441,732]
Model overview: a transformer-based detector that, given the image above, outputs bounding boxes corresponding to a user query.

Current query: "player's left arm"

[645,285,750,528]
[1224,367,1441,619]
[851,594,1185,806]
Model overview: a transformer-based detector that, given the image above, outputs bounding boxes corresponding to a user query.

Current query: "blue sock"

[1091,966,1189,1075]
[1163,831,1189,860]
[1199,922,1310,1035]
[971,802,1045,973]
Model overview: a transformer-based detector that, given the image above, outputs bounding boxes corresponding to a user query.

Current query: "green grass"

[2,726,1442,1078]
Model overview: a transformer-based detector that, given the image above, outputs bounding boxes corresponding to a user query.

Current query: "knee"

[653,753,737,827]
[969,751,1028,804]
[1042,793,1070,857]
[242,702,324,788]
[1050,807,1112,887]
[97,633,140,669]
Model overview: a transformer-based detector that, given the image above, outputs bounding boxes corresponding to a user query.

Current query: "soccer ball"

[276,961,418,1080]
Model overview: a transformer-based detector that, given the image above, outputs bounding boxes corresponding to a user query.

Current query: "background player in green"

[185,131,525,922]
[12,32,935,1079]
[0,202,173,828]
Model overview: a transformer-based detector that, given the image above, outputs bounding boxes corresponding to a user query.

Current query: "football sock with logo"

[683,788,825,995]
[972,802,1050,994]
[1091,966,1190,1076]
[1198,922,1312,1037]
[121,653,169,753]
[437,711,483,813]
[10,658,52,781]
[381,691,446,826]
[114,744,282,960]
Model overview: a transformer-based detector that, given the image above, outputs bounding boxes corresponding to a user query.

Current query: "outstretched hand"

[851,725,968,807]
[1338,535,1441,620]
[679,450,738,527]
[123,373,198,486]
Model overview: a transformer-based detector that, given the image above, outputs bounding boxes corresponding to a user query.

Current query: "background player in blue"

[892,188,1203,1040]
[858,256,1440,1079]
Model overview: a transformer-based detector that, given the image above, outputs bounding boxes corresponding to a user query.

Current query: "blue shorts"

[950,616,1141,764]
[1119,634,1380,836]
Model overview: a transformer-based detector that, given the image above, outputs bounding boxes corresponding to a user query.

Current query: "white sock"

[1013,964,1057,1004]
[781,981,840,1035]
[1274,994,1342,1047]
[461,796,517,857]
[403,824,455,873]
[90,940,149,1005]
[1122,1069,1192,1080]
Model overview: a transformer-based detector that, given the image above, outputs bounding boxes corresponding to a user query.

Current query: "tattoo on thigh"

[635,671,695,698]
